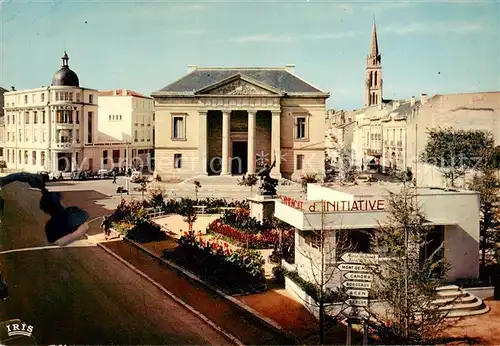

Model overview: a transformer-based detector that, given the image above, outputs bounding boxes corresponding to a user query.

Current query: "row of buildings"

[0,53,155,173]
[326,21,500,188]
[2,21,499,184]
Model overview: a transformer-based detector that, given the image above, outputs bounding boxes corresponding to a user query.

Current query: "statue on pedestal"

[257,155,278,196]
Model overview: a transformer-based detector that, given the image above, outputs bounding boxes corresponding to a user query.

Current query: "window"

[24,95,28,104]
[33,111,38,124]
[112,150,120,163]
[41,93,45,103]
[42,111,46,124]
[76,111,79,124]
[109,115,111,120]
[24,150,28,164]
[89,94,93,104]
[68,93,73,102]
[296,154,304,170]
[295,117,307,140]
[103,150,108,165]
[87,112,93,143]
[41,152,45,166]
[172,116,185,139]
[25,112,29,124]
[75,129,80,143]
[32,151,36,165]
[18,151,21,163]
[76,93,80,102]
[174,154,182,168]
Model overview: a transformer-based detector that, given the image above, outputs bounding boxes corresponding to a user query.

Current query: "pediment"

[195,75,282,96]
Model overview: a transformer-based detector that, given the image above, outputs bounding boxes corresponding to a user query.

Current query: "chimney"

[410,96,416,107]
[122,89,128,96]
[420,93,427,105]
[187,65,197,73]
[10,86,15,91]
[285,64,296,73]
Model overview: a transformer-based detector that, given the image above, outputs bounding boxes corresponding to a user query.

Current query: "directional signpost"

[338,252,380,346]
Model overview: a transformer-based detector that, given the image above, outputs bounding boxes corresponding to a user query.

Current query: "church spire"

[370,16,379,60]
[365,17,383,107]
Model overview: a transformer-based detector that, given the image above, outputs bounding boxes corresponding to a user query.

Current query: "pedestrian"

[112,172,117,184]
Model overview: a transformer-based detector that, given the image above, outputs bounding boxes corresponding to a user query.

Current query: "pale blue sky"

[0,0,499,109]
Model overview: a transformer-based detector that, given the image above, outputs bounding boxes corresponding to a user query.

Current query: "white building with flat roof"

[274,183,480,290]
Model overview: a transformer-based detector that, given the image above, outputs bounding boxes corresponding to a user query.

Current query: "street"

[0,182,233,345]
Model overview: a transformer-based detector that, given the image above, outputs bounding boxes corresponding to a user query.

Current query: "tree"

[194,180,201,201]
[238,174,258,194]
[420,128,494,187]
[0,161,7,173]
[135,176,149,200]
[366,184,452,344]
[339,147,356,183]
[293,203,352,344]
[467,145,500,275]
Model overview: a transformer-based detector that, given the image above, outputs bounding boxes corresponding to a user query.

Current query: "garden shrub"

[163,231,266,294]
[272,265,285,284]
[160,197,249,215]
[284,269,346,304]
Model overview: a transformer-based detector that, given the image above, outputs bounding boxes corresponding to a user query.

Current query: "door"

[231,141,248,175]
[88,158,93,171]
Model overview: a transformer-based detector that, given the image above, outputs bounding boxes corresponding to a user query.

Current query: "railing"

[145,207,166,219]
[397,140,403,147]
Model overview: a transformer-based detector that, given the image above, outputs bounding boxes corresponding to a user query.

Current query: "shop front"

[274,183,480,291]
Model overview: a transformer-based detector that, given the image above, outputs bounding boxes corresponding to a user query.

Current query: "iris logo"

[5,322,34,338]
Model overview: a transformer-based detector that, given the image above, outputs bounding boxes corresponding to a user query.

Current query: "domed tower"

[51,51,80,87]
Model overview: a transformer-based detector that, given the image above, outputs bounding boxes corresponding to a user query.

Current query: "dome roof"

[51,52,80,87]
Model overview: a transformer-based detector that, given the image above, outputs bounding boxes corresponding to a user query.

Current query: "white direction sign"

[341,252,379,265]
[337,263,370,272]
[346,289,369,298]
[344,272,373,281]
[343,281,372,289]
[346,298,368,307]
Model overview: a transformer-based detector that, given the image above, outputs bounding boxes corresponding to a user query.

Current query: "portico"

[198,109,281,176]
[152,65,328,179]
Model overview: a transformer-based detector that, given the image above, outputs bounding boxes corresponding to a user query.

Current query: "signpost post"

[338,253,379,346]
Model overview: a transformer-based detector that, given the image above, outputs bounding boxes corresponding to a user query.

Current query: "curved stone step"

[433,293,476,305]
[446,303,490,318]
[438,297,483,311]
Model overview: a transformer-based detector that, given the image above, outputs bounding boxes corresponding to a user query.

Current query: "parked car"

[71,170,88,180]
[37,171,50,183]
[97,169,109,179]
[49,171,63,181]
[357,173,378,183]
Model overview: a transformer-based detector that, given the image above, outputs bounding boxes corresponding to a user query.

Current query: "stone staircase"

[434,285,490,318]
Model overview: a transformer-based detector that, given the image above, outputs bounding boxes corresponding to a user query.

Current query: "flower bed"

[110,199,167,243]
[207,219,281,249]
[163,231,267,295]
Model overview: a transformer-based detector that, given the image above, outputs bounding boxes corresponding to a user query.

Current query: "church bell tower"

[365,18,383,107]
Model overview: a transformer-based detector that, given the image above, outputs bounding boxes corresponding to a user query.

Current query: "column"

[271,111,281,178]
[221,111,231,175]
[247,111,256,174]
[198,111,208,174]
[71,151,77,171]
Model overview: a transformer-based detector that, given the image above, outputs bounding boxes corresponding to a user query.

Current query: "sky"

[0,0,499,110]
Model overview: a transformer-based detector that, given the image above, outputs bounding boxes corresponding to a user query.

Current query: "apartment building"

[2,52,98,173]
[92,89,154,170]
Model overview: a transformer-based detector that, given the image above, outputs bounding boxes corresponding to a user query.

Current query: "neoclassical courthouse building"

[152,66,329,179]
[1,52,154,173]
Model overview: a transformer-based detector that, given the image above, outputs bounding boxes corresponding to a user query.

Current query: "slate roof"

[392,100,421,115]
[152,67,329,97]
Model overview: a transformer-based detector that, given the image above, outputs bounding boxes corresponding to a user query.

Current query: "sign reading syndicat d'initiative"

[277,195,385,213]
